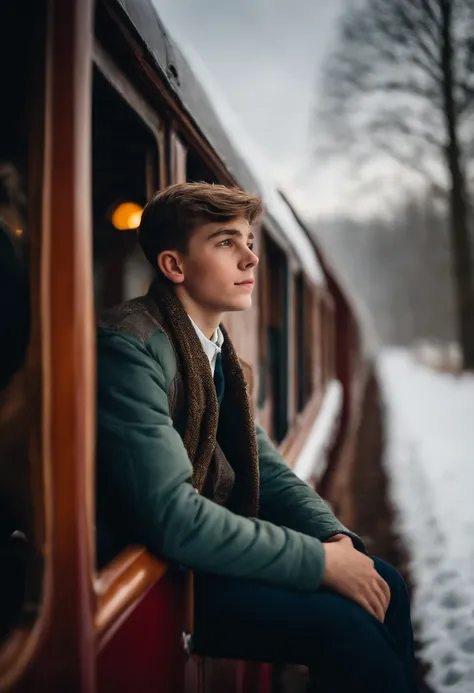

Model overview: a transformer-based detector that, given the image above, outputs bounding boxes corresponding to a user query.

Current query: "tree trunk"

[440,0,474,370]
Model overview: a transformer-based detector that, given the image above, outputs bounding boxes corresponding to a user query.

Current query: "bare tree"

[316,0,474,369]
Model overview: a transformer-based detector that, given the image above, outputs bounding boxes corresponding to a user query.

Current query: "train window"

[294,274,320,415]
[187,149,219,183]
[294,273,308,412]
[256,232,269,411]
[92,59,163,312]
[305,283,318,400]
[326,297,335,381]
[311,291,323,395]
[263,233,290,444]
[320,297,329,388]
[310,287,319,395]
[186,145,220,184]
[0,0,45,643]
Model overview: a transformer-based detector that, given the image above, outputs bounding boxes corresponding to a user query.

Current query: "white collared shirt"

[188,316,224,376]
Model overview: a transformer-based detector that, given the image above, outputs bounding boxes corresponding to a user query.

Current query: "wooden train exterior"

[0,1,363,691]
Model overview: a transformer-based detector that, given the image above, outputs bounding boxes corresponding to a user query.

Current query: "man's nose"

[242,247,259,268]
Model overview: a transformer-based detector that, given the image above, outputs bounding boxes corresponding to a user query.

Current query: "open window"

[0,0,46,645]
[320,294,336,385]
[92,51,164,312]
[320,295,329,388]
[326,296,336,381]
[258,231,290,444]
[294,273,316,413]
[186,147,220,183]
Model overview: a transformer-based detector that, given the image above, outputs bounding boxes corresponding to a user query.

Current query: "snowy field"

[378,349,474,693]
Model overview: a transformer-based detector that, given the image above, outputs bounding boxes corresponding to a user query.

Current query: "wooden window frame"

[0,2,97,690]
[169,130,188,184]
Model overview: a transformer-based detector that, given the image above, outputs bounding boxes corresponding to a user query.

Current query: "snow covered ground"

[378,349,474,693]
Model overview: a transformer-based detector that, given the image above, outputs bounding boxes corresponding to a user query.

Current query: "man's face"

[165,216,259,314]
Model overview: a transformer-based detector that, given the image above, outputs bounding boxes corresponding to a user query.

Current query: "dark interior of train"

[92,66,157,312]
[295,273,307,413]
[0,0,37,645]
[296,274,315,415]
[186,148,220,184]
[265,233,289,443]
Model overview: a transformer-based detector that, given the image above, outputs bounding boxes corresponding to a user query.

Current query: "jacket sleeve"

[256,424,366,552]
[97,329,329,591]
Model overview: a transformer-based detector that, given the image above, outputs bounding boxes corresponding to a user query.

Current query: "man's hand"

[321,536,391,622]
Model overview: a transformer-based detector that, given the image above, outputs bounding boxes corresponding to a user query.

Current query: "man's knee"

[307,595,409,691]
[371,556,412,629]
[373,557,408,594]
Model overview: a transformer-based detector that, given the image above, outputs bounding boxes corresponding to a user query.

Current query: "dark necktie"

[213,351,225,407]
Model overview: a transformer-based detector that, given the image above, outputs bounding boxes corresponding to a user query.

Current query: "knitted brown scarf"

[146,278,260,518]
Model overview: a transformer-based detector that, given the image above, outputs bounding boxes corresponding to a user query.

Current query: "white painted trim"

[293,380,343,483]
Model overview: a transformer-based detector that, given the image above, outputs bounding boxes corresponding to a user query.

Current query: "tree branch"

[370,112,446,152]
[371,134,446,194]
[418,0,443,32]
[367,0,442,71]
[314,0,474,204]
[381,78,442,106]
[457,82,474,117]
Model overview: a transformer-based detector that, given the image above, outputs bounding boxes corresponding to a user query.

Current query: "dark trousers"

[194,557,419,693]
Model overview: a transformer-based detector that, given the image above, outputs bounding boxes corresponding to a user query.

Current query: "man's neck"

[175,285,222,339]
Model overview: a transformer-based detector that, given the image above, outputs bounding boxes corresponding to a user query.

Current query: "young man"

[96,182,418,692]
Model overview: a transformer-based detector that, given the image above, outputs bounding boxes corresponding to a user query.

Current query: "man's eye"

[248,243,254,251]
[218,239,232,247]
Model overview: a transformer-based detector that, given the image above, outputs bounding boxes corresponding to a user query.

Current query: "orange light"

[111,202,143,231]
[14,228,23,238]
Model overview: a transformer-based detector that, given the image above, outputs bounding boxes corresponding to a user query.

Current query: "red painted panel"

[242,662,273,693]
[185,655,202,692]
[97,571,273,693]
[97,571,187,693]
[202,658,273,693]
[203,658,243,693]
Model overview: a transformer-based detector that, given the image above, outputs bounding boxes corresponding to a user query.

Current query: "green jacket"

[96,313,364,591]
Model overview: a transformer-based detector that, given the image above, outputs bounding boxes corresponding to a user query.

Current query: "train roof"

[117,0,325,286]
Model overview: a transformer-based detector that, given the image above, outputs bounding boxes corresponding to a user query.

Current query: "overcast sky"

[153,0,402,219]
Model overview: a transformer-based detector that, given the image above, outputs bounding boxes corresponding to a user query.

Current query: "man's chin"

[220,297,252,313]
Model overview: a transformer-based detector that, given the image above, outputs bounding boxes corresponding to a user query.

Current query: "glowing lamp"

[111,202,143,231]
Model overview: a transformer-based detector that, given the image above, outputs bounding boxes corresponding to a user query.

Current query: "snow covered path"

[378,349,474,692]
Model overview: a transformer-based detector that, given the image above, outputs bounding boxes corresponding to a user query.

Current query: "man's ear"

[157,250,185,284]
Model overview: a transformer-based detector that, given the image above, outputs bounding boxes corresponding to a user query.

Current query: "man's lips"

[235,279,255,286]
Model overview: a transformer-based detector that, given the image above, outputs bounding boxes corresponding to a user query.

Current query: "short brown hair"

[138,182,263,268]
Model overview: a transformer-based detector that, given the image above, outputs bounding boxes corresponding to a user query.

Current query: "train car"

[0,0,364,691]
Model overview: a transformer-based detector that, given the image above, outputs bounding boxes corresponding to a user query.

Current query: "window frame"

[93,39,167,190]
